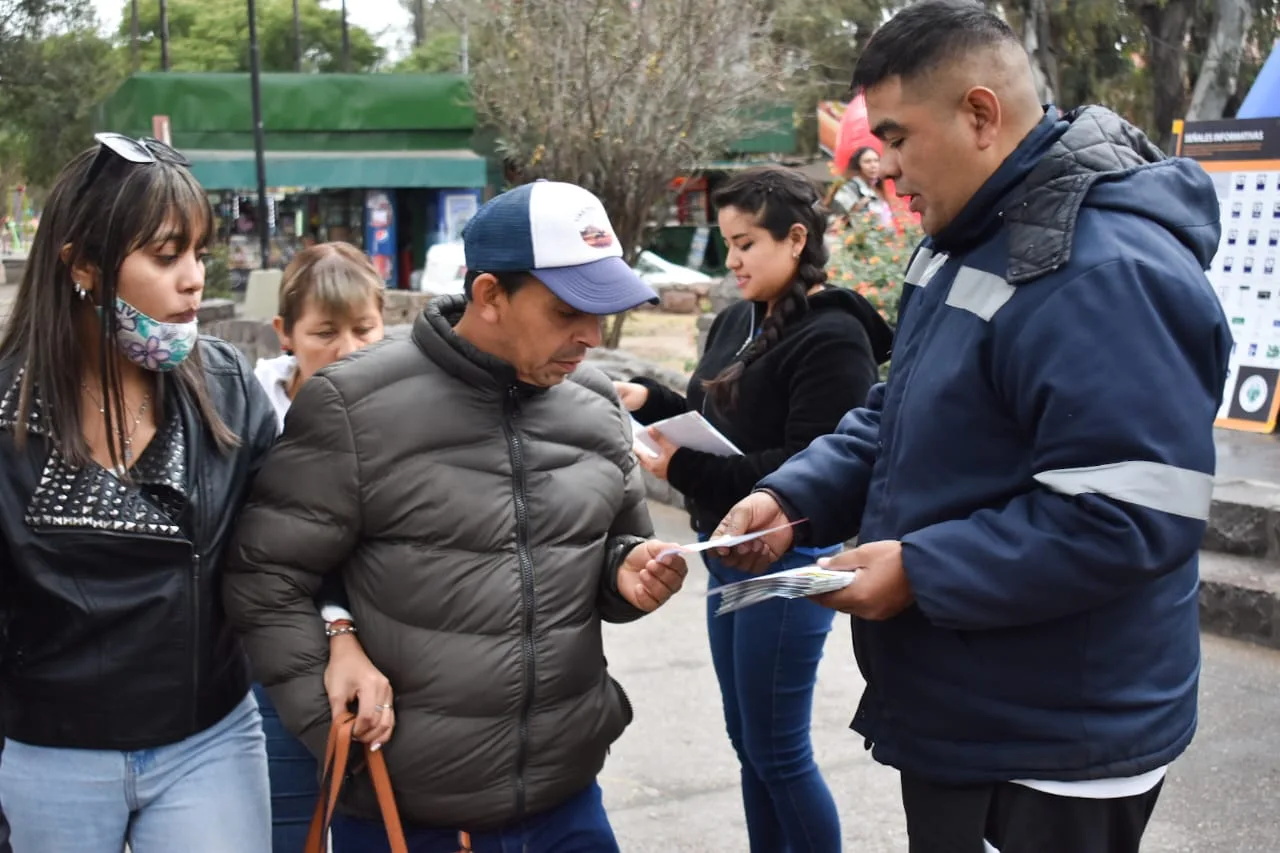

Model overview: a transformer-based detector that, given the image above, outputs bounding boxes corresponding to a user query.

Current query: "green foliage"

[391,29,461,73]
[768,0,899,156]
[827,210,923,378]
[827,210,925,330]
[120,0,384,73]
[0,28,124,188]
[203,244,234,300]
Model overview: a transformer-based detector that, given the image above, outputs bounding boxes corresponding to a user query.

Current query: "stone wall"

[1,257,25,286]
[697,273,743,357]
[382,291,434,327]
[204,317,283,363]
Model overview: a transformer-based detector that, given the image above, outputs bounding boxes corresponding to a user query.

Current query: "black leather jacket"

[0,338,278,750]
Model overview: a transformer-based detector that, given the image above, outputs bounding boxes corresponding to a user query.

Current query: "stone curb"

[1204,479,1280,561]
[1199,551,1280,649]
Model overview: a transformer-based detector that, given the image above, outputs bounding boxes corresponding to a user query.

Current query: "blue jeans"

[253,683,320,853]
[706,550,842,853]
[0,689,270,853]
[331,782,618,853]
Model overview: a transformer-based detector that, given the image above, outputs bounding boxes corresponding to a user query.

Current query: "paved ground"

[1217,427,1280,484]
[602,501,1280,852]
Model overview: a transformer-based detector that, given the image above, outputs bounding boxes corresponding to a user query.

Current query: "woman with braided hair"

[616,164,892,851]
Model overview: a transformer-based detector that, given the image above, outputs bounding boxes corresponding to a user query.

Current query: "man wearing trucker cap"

[225,180,688,851]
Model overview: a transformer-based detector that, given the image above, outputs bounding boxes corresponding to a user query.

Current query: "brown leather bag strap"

[304,713,472,853]
[305,714,357,853]
[364,738,409,853]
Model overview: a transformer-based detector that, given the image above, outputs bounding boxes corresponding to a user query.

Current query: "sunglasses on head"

[76,132,191,199]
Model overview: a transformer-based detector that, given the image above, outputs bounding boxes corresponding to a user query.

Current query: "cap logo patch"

[580,225,614,248]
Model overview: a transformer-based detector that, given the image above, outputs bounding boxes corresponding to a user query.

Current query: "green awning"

[186,149,487,191]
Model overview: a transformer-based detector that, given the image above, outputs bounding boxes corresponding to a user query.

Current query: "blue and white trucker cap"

[463,180,659,315]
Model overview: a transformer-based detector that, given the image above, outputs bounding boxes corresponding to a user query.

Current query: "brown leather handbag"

[304,712,474,853]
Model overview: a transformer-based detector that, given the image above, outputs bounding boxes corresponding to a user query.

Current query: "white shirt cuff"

[320,604,355,624]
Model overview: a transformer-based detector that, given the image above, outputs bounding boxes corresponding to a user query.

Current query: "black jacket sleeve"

[630,311,732,425]
[630,377,689,424]
[665,316,879,532]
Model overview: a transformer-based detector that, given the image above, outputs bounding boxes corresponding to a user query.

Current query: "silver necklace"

[83,384,151,474]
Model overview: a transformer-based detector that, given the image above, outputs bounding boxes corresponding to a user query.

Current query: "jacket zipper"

[878,275,947,525]
[502,387,537,818]
[702,310,759,420]
[190,553,201,730]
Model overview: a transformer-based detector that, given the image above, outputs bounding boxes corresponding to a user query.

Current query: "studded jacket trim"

[1,369,190,539]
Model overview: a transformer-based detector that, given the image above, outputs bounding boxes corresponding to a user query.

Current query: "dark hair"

[702,165,829,412]
[851,0,1018,92]
[0,143,237,473]
[463,269,530,301]
[850,147,878,179]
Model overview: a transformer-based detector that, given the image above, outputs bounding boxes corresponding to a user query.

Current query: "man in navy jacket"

[712,2,1231,851]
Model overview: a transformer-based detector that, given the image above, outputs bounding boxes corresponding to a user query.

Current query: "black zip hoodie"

[632,286,893,537]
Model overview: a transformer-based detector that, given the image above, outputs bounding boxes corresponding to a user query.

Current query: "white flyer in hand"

[657,520,805,559]
[630,416,660,458]
[632,411,743,457]
[710,566,856,616]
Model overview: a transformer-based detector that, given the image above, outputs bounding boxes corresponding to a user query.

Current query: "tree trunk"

[130,0,139,70]
[413,0,426,48]
[292,0,302,72]
[1137,0,1194,152]
[340,0,351,72]
[604,313,628,349]
[159,0,170,71]
[599,193,653,350]
[1021,0,1059,105]
[1187,0,1254,120]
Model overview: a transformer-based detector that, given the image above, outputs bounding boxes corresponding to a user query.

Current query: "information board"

[1175,117,1280,432]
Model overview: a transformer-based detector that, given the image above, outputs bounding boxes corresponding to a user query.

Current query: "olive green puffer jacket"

[225,295,653,830]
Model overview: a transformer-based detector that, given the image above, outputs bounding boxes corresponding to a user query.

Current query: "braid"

[703,169,831,413]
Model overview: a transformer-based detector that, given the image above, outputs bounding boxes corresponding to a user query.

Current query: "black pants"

[901,773,1164,853]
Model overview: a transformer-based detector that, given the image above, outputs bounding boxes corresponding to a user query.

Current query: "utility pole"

[292,0,302,72]
[159,0,170,71]
[130,0,140,70]
[247,0,271,269]
[340,0,351,72]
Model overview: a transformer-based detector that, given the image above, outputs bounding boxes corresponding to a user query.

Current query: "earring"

[73,281,87,300]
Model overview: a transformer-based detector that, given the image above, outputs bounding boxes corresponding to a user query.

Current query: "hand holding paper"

[657,520,806,560]
[631,412,742,458]
[619,540,689,612]
[809,540,915,620]
[635,426,679,481]
[710,492,799,573]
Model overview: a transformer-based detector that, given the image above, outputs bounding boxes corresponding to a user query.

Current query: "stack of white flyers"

[631,411,742,458]
[710,566,855,616]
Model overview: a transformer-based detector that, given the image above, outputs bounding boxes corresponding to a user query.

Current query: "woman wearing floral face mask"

[0,135,277,851]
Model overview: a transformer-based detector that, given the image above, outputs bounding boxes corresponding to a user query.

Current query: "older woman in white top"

[249,242,390,853]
